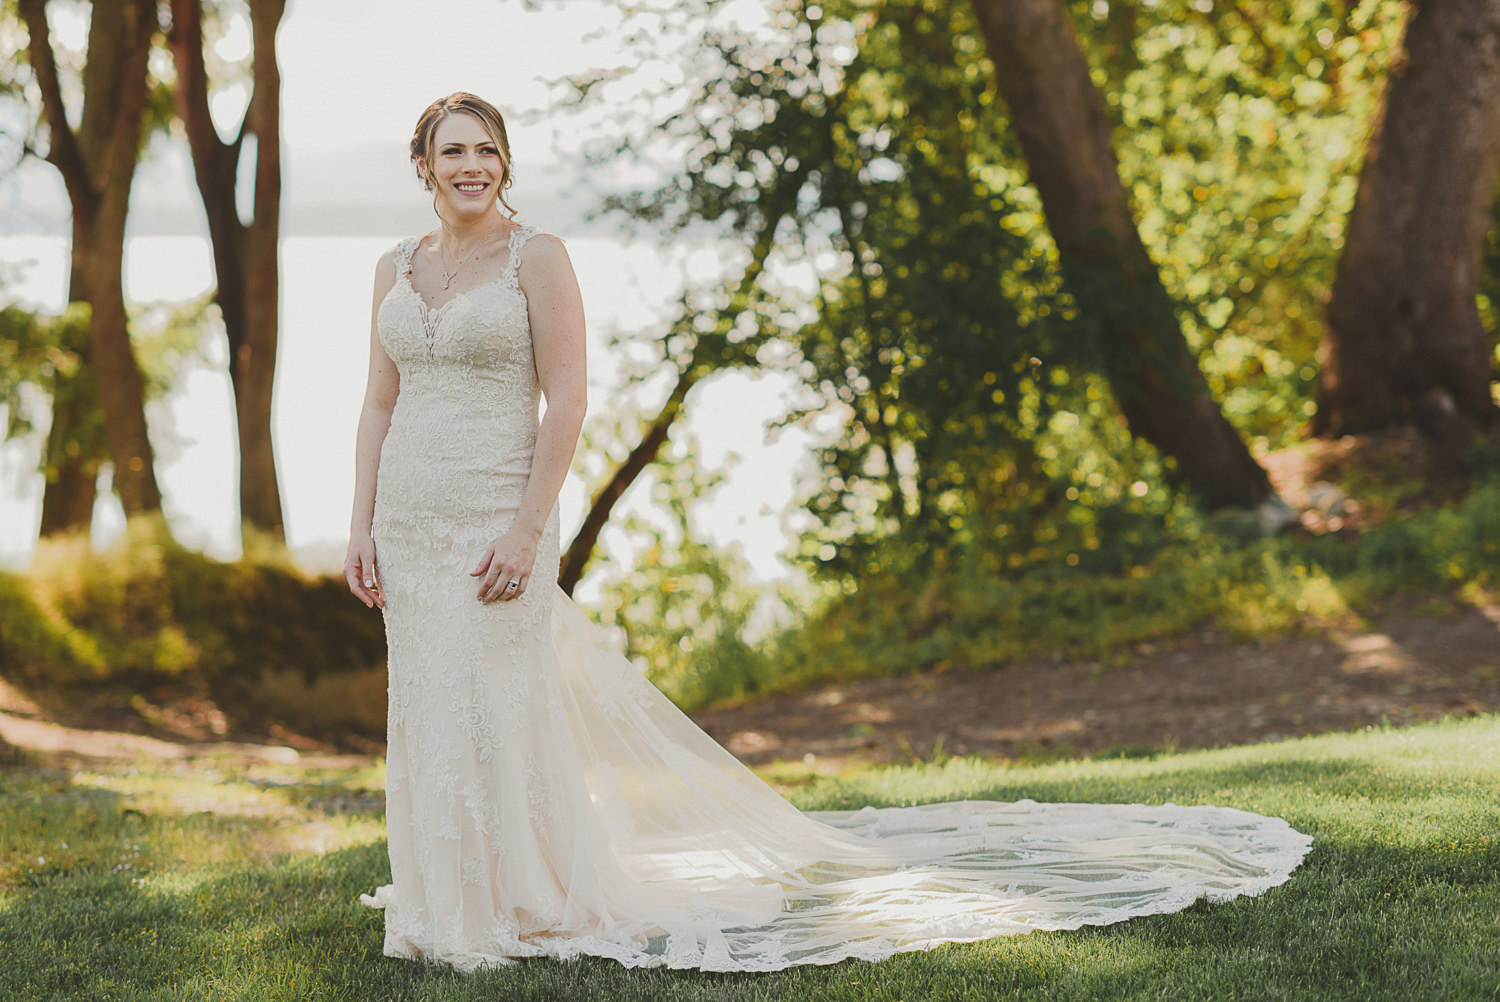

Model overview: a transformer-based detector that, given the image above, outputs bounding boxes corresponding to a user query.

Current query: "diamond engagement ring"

[506,580,518,589]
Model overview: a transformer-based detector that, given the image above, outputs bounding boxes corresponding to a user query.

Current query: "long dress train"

[357,224,1313,972]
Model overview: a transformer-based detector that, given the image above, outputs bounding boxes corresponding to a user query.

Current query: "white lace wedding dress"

[358,224,1313,972]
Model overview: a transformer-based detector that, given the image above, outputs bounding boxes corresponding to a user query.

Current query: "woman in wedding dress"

[342,92,1313,974]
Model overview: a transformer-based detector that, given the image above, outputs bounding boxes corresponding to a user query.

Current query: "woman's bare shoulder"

[518,230,571,270]
[375,234,428,276]
[373,246,398,281]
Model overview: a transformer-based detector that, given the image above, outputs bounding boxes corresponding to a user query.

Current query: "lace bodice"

[381,225,538,365]
[373,225,548,543]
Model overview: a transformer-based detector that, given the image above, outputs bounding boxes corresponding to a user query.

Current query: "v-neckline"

[403,268,507,321]
[404,227,521,319]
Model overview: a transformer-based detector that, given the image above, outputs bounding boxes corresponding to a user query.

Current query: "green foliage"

[0,302,108,483]
[569,0,1411,596]
[128,293,222,400]
[2,514,187,686]
[1473,184,1500,367]
[1071,0,1406,447]
[0,302,90,441]
[768,479,1500,696]
[580,0,1090,579]
[0,514,387,734]
[610,476,1500,711]
[0,295,220,483]
[582,430,796,709]
[0,568,102,681]
[1,716,1498,999]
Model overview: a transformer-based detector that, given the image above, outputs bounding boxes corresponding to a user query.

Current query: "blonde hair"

[409,92,518,219]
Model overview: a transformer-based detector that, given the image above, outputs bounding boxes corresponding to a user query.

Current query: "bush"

[0,513,388,738]
[744,479,1500,705]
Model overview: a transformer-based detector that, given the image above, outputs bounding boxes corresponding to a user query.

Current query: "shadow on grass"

[0,835,1494,1001]
[1025,754,1476,806]
[0,770,132,888]
[0,840,392,1002]
[804,751,1488,817]
[4,717,1497,1000]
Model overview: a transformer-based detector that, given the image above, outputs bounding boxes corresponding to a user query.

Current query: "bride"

[343,91,1312,973]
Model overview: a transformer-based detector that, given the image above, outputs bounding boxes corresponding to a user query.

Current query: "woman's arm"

[344,248,402,609]
[471,233,587,603]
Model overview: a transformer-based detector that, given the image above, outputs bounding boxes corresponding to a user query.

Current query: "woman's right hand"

[345,534,385,609]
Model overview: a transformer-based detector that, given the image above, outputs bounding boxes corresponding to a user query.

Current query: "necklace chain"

[439,228,502,290]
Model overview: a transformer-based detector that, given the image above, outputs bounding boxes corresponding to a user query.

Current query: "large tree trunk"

[969,0,1274,510]
[20,0,163,520]
[170,0,287,542]
[1314,1,1500,438]
[70,189,160,516]
[37,333,102,536]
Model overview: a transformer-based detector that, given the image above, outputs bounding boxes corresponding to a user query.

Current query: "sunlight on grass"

[0,757,387,896]
[794,717,1500,845]
[1,717,1496,1000]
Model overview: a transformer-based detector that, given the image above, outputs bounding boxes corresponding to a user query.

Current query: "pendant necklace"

[439,228,499,290]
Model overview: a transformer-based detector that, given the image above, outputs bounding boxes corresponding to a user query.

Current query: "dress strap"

[393,235,420,277]
[501,225,541,292]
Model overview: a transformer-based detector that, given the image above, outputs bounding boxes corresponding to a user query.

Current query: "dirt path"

[693,594,1500,776]
[2,595,1496,777]
[0,679,370,771]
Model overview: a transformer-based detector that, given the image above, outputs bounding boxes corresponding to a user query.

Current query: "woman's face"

[422,112,505,222]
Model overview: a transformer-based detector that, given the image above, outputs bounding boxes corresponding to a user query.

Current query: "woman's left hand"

[470,525,539,603]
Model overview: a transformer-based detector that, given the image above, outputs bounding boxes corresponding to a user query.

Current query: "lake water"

[0,234,827,593]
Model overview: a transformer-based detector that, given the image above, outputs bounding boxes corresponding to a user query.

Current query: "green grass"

[1,715,1497,1000]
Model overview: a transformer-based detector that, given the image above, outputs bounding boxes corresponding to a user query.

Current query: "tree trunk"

[20,0,163,520]
[170,0,287,542]
[968,0,1274,510]
[71,191,161,516]
[1314,1,1500,438]
[37,329,101,536]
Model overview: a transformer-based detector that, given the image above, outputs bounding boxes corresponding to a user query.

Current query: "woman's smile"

[424,111,506,217]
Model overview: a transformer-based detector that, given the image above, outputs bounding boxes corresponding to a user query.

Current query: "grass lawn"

[0,714,1496,1001]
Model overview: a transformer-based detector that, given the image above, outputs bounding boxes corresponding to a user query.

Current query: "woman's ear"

[416,158,429,185]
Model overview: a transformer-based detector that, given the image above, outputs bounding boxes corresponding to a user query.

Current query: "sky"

[0,0,834,591]
[5,0,697,237]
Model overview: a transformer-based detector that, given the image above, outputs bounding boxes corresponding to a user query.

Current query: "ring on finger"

[506,579,518,590]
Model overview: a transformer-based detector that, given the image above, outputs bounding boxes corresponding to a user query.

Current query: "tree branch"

[104,0,157,187]
[558,161,803,593]
[16,0,91,213]
[169,0,228,175]
[558,368,695,595]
